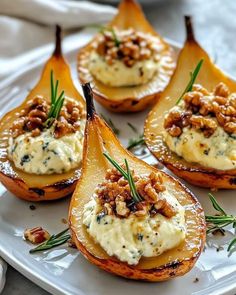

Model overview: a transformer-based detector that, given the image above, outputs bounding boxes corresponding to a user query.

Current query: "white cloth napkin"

[0,0,117,77]
[0,0,116,291]
[0,0,117,29]
[0,258,7,293]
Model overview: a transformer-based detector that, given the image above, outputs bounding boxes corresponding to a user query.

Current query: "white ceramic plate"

[0,30,236,295]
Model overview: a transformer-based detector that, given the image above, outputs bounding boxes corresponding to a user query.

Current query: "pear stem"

[185,16,195,41]
[82,83,96,119]
[53,25,62,57]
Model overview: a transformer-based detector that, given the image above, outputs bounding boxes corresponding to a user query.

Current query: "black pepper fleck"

[29,205,36,210]
[20,154,30,166]
[137,233,143,241]
[42,142,49,150]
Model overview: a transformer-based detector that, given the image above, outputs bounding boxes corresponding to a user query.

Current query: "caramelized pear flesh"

[0,26,85,201]
[69,83,205,281]
[144,16,236,189]
[77,0,176,113]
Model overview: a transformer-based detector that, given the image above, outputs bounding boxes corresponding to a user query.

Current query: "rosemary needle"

[124,159,142,203]
[206,193,236,252]
[127,135,145,150]
[127,123,145,150]
[103,152,142,203]
[127,122,138,133]
[88,24,120,47]
[176,59,204,105]
[44,70,65,128]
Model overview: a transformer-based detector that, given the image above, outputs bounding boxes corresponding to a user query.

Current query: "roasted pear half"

[0,26,85,201]
[77,0,175,113]
[145,16,236,189]
[69,83,205,281]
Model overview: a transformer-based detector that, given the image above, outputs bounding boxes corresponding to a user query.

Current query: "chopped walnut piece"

[224,105,236,116]
[26,117,43,131]
[192,84,209,95]
[190,115,217,137]
[104,203,113,215]
[24,226,50,244]
[28,108,47,120]
[96,28,163,68]
[137,181,156,203]
[134,201,149,217]
[164,109,192,137]
[164,109,182,129]
[214,96,228,105]
[168,125,182,137]
[230,94,236,108]
[11,117,26,138]
[214,82,229,97]
[115,196,130,217]
[68,239,77,248]
[224,122,236,134]
[31,128,41,137]
[183,91,203,107]
[9,96,85,139]
[165,82,236,138]
[154,198,176,218]
[54,116,74,139]
[95,167,175,219]
[150,172,165,190]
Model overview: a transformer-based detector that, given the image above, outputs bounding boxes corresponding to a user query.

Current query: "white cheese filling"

[8,127,84,175]
[89,52,160,87]
[83,191,186,265]
[163,109,236,170]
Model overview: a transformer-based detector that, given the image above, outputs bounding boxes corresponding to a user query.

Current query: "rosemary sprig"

[124,159,142,203]
[176,59,204,105]
[206,193,236,252]
[101,114,120,135]
[208,193,226,215]
[127,134,145,150]
[44,70,65,128]
[103,152,142,203]
[89,24,120,47]
[127,123,146,151]
[228,237,236,252]
[29,228,70,254]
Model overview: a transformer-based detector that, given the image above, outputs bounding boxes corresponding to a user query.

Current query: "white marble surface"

[2,0,236,294]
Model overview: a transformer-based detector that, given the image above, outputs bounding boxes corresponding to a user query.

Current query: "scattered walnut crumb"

[24,226,50,244]
[216,246,224,252]
[210,187,218,192]
[212,228,225,236]
[68,238,77,248]
[61,218,68,225]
